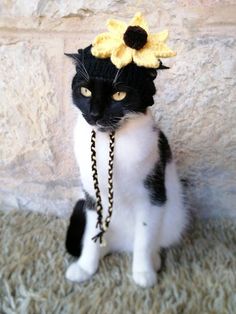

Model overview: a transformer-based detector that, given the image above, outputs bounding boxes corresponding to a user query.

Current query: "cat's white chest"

[73,112,159,252]
[74,111,158,201]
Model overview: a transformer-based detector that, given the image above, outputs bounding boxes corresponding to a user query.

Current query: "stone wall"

[0,0,236,218]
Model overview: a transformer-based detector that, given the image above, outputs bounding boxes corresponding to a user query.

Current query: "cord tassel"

[90,130,115,246]
[91,231,106,246]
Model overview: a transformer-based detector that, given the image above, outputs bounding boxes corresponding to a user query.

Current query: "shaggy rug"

[0,210,235,314]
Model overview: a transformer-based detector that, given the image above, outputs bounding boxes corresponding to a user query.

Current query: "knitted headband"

[72,46,159,93]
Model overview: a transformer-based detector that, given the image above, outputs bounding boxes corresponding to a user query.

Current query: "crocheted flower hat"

[91,12,176,69]
[68,13,176,107]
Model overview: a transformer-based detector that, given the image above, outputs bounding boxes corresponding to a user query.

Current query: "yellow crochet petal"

[93,32,119,45]
[92,32,121,58]
[130,12,149,32]
[148,30,169,44]
[133,48,160,68]
[111,44,133,69]
[107,19,127,35]
[151,42,176,58]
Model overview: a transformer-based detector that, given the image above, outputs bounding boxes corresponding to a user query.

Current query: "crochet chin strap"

[91,130,115,246]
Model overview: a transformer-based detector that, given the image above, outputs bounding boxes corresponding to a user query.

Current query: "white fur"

[66,109,188,287]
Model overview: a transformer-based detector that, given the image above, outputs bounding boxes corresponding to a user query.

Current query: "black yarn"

[66,45,171,108]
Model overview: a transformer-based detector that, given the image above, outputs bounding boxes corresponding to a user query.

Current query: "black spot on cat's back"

[159,130,172,165]
[144,162,166,205]
[144,130,172,205]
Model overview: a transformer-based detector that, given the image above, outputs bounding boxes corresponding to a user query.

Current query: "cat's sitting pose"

[65,14,188,288]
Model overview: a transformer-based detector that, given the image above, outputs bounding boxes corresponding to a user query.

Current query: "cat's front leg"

[66,209,101,283]
[132,204,164,288]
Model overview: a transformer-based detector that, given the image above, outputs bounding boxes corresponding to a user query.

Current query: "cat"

[65,46,188,287]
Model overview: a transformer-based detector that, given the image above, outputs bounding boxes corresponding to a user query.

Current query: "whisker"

[96,116,122,132]
[72,52,90,81]
[76,65,90,81]
[77,63,90,80]
[112,68,124,86]
[79,49,90,80]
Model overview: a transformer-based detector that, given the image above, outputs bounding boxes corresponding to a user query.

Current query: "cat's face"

[68,46,159,132]
[71,76,148,132]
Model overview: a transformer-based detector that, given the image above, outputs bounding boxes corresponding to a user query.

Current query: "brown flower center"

[123,26,148,50]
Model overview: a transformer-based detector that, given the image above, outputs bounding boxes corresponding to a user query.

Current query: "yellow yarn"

[91,12,176,69]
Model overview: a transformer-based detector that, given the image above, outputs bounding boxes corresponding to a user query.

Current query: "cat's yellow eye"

[112,91,127,101]
[80,87,92,97]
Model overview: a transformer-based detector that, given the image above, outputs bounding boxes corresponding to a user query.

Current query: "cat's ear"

[64,49,85,63]
[64,53,81,64]
[65,50,90,81]
[147,60,170,80]
[158,60,170,70]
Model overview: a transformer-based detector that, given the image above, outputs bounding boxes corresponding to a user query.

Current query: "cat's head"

[66,45,168,132]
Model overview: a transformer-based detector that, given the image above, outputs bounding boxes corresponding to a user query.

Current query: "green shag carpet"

[0,210,236,314]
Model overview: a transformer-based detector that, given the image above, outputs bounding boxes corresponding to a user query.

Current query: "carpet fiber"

[0,210,236,314]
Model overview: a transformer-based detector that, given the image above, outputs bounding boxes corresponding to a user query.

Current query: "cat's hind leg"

[159,161,188,248]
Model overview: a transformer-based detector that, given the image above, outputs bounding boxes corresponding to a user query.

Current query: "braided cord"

[90,130,115,246]
[90,130,103,229]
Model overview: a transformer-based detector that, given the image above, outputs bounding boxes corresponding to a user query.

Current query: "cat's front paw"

[132,270,157,288]
[65,262,93,283]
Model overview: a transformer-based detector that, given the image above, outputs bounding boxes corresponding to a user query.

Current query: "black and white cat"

[65,47,188,287]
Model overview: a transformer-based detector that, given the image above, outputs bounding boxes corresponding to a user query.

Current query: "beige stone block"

[0,37,61,168]
[0,1,235,34]
[0,0,132,18]
[0,0,138,32]
[0,36,81,214]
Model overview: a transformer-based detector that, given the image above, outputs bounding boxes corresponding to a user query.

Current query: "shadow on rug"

[0,210,235,314]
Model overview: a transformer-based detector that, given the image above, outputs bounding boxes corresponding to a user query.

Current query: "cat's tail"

[65,200,86,257]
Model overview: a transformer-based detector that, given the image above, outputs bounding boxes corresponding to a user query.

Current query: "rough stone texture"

[0,37,81,216]
[0,0,235,217]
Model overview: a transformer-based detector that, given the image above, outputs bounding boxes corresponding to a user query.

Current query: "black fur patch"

[159,131,172,165]
[144,163,166,205]
[144,131,172,205]
[65,200,86,257]
[85,191,96,210]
